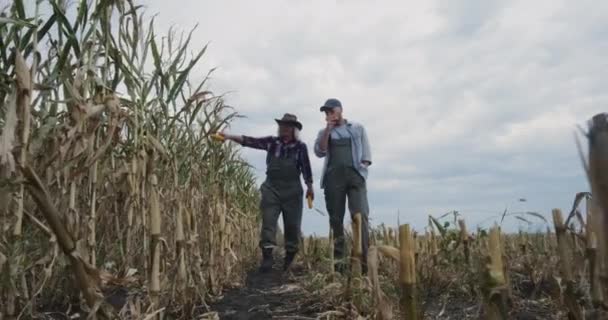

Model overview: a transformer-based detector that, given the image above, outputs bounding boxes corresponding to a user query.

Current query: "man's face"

[278,124,294,140]
[324,107,342,123]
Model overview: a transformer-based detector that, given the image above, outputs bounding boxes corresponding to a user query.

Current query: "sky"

[142,0,608,235]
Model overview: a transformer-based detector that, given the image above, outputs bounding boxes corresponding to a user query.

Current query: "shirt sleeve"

[240,136,274,151]
[314,129,327,157]
[299,142,314,185]
[360,125,372,165]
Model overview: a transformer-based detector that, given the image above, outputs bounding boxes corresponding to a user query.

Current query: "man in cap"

[314,98,372,274]
[217,114,314,273]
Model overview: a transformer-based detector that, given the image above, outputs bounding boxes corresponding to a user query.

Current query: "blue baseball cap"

[320,98,342,112]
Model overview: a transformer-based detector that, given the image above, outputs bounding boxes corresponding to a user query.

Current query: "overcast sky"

[145,0,607,235]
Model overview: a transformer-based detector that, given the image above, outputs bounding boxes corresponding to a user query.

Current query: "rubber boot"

[334,262,346,275]
[259,248,273,273]
[283,251,296,271]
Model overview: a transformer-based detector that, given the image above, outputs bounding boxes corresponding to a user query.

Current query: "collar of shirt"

[274,138,298,146]
[272,138,299,156]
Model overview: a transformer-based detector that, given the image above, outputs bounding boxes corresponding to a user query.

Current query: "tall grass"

[0,0,260,318]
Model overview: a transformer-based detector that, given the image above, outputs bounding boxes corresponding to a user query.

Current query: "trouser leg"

[282,189,303,254]
[347,169,370,274]
[259,184,281,250]
[324,170,347,263]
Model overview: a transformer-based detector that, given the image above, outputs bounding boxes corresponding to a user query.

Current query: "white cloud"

[145,0,606,235]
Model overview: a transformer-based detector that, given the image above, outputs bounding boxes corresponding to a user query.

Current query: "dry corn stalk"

[378,245,400,262]
[20,165,111,316]
[382,225,389,244]
[13,50,31,237]
[459,219,470,264]
[149,152,162,304]
[586,113,608,307]
[367,246,393,320]
[552,209,583,320]
[430,227,438,265]
[88,139,98,267]
[399,224,417,320]
[351,213,363,278]
[482,226,508,320]
[586,198,603,306]
[0,0,264,315]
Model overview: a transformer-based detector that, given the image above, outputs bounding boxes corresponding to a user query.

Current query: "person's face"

[324,107,342,123]
[278,124,294,140]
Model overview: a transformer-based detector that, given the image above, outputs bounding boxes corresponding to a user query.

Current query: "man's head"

[275,113,302,142]
[320,98,343,123]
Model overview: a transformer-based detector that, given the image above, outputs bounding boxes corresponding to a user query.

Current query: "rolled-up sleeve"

[360,126,372,165]
[241,136,274,150]
[314,129,327,158]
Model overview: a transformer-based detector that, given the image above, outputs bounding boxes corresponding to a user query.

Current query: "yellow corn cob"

[211,133,225,142]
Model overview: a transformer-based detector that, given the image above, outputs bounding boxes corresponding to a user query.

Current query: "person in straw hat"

[216,113,314,272]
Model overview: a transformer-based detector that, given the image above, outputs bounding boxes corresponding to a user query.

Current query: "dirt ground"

[205,263,571,320]
[207,262,328,320]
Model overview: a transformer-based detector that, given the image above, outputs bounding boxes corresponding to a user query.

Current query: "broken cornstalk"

[552,209,583,320]
[459,219,470,265]
[482,226,509,320]
[399,224,417,320]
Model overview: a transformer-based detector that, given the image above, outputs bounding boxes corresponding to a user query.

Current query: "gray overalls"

[259,147,304,254]
[324,130,369,271]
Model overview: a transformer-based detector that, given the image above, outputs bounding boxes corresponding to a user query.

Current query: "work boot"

[259,248,274,273]
[283,251,296,271]
[334,261,346,275]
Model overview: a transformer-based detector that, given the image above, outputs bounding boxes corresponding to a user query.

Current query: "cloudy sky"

[145,0,607,235]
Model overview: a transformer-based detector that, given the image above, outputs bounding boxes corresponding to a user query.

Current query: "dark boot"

[259,248,274,273]
[283,251,296,271]
[334,261,346,275]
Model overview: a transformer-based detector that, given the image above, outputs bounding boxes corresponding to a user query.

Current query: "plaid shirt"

[241,136,313,185]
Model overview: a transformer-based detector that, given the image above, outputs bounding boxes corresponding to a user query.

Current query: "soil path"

[209,263,326,320]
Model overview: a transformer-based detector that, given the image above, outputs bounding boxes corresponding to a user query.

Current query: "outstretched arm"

[222,133,244,144]
[222,133,273,151]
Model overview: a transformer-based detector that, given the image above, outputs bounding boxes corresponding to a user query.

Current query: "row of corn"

[0,0,262,318]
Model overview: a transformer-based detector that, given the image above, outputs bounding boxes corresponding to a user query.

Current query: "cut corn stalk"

[586,114,608,308]
[351,213,363,278]
[586,198,603,307]
[459,219,470,265]
[552,209,583,320]
[482,225,508,320]
[367,246,393,320]
[399,224,417,320]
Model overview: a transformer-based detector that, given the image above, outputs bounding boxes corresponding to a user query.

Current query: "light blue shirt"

[314,120,372,188]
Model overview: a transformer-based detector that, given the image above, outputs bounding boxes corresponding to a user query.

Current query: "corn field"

[2,1,608,320]
[0,0,261,318]
[293,195,605,319]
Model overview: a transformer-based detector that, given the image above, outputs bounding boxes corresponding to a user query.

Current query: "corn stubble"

[0,0,260,318]
[583,113,608,317]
